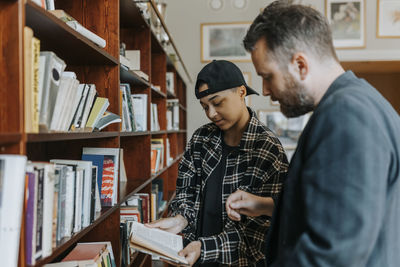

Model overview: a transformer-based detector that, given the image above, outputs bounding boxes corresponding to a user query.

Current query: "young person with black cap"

[147,60,288,266]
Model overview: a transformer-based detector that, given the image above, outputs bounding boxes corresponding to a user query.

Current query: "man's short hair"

[244,1,338,65]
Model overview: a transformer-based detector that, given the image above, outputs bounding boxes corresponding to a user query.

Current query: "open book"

[129,221,189,266]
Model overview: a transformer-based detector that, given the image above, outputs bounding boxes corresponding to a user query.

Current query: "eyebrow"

[200,95,220,105]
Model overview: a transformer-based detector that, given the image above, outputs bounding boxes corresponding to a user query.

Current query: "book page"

[130,221,188,264]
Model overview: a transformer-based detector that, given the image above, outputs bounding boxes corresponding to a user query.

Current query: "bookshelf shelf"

[150,130,167,135]
[26,132,120,142]
[151,86,167,98]
[0,133,21,145]
[119,131,151,137]
[166,130,187,134]
[120,66,151,87]
[31,206,119,267]
[25,1,118,66]
[167,90,177,98]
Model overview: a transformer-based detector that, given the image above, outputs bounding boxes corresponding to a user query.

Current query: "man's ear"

[290,52,309,81]
[238,85,247,99]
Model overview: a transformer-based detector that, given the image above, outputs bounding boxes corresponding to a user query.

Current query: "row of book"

[44,241,116,267]
[24,27,120,133]
[120,84,148,132]
[24,147,121,265]
[167,99,180,131]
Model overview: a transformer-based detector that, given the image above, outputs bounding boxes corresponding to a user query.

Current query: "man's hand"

[145,214,188,234]
[226,189,274,221]
[178,241,201,266]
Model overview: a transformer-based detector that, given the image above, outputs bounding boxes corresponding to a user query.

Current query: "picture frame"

[325,0,365,49]
[377,0,400,38]
[201,22,252,62]
[243,71,252,107]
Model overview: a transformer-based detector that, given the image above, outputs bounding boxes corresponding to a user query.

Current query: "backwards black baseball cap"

[195,60,259,99]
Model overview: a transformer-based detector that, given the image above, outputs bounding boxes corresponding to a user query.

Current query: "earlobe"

[239,85,247,99]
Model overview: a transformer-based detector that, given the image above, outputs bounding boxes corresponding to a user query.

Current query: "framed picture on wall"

[201,22,251,62]
[377,0,400,38]
[325,0,365,48]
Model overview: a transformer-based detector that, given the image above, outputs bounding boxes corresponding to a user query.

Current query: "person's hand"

[226,190,274,221]
[178,241,201,266]
[145,214,188,234]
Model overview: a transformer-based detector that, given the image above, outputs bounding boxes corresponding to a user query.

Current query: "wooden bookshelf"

[341,60,400,114]
[0,0,188,266]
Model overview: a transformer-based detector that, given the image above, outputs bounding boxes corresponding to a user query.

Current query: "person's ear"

[290,52,309,81]
[238,85,247,99]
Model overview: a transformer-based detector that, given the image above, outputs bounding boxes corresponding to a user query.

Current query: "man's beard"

[278,73,314,118]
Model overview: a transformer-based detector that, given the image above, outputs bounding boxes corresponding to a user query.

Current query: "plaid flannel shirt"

[170,108,288,266]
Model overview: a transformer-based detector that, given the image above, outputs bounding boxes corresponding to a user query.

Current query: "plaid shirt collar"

[201,107,260,152]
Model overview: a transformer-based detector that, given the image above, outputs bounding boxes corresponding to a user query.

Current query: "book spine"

[34,168,44,260]
[25,172,37,265]
[32,37,40,133]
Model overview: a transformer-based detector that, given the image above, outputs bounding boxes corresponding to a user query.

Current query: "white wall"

[164,0,400,138]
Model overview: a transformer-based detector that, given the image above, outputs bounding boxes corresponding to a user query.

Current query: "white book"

[51,160,93,228]
[0,155,27,267]
[49,72,75,131]
[63,166,75,237]
[70,84,90,130]
[39,51,66,131]
[73,168,84,233]
[125,50,140,70]
[54,72,77,131]
[79,84,97,130]
[63,82,83,131]
[66,21,106,48]
[131,94,147,131]
[30,162,56,258]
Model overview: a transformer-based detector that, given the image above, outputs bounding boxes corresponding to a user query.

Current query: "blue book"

[82,154,104,195]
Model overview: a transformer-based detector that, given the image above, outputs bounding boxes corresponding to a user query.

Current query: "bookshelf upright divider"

[0,0,188,266]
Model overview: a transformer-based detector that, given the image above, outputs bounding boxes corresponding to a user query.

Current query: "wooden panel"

[27,132,119,142]
[151,53,166,94]
[26,136,119,161]
[25,2,117,65]
[0,1,23,133]
[355,72,400,114]
[342,60,400,74]
[55,0,119,59]
[120,27,151,80]
[120,0,147,28]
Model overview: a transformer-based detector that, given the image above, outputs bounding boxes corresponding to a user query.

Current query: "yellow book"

[24,27,33,133]
[32,36,40,133]
[85,97,109,130]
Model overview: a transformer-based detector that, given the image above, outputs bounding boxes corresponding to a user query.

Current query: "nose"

[262,79,271,96]
[207,105,218,120]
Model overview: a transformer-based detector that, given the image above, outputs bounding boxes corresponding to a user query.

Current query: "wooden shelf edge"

[31,206,119,266]
[150,130,167,135]
[26,131,119,142]
[166,130,186,134]
[120,66,151,87]
[151,86,167,98]
[179,104,186,112]
[0,133,22,145]
[166,90,177,98]
[119,131,150,137]
[25,1,118,65]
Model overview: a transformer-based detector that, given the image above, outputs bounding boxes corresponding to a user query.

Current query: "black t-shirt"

[197,141,238,266]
